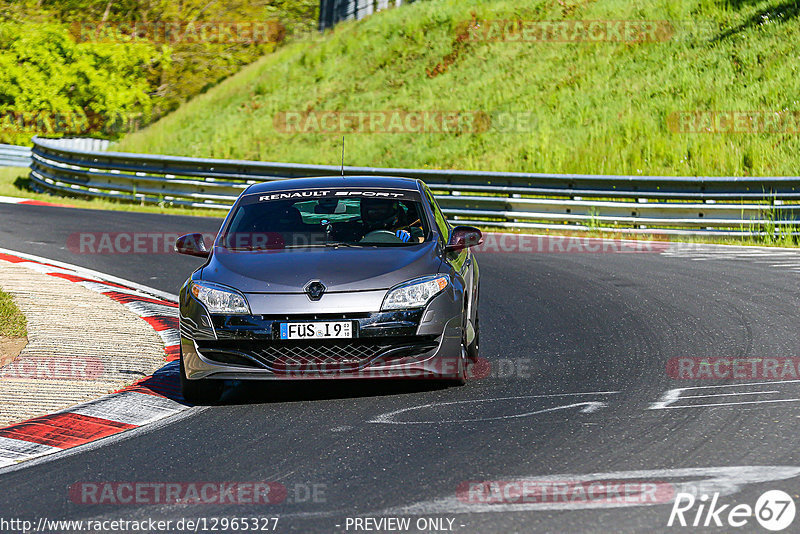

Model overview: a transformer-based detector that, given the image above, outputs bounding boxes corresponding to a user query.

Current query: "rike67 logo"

[668,490,796,531]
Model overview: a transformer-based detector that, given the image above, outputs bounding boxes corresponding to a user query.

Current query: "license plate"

[279,321,353,340]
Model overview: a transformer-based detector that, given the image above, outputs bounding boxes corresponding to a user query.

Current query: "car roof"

[243,176,422,195]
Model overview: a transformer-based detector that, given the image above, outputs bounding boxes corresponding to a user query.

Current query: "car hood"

[201,241,442,293]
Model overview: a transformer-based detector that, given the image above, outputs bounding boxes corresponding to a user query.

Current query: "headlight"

[382,275,449,310]
[190,281,250,314]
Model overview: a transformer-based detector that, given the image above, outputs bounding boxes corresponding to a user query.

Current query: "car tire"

[179,350,223,404]
[467,311,479,361]
[445,339,468,386]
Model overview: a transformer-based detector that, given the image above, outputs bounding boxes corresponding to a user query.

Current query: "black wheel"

[455,346,468,385]
[466,284,479,360]
[179,350,223,404]
[446,330,468,386]
[467,311,479,360]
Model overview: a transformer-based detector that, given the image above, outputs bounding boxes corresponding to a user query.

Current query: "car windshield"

[219,188,430,250]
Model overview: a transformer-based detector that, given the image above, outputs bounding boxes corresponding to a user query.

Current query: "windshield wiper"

[324,241,361,248]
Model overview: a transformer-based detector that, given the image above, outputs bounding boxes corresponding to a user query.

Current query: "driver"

[360,198,424,243]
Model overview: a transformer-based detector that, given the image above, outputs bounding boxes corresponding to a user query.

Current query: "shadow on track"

[217,378,454,405]
[128,360,458,407]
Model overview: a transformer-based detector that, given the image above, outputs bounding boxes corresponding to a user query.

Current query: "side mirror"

[175,233,210,258]
[445,226,483,252]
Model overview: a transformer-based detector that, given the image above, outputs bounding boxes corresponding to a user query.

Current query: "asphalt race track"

[2,202,800,533]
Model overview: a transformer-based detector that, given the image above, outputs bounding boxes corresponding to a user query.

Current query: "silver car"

[175,176,482,403]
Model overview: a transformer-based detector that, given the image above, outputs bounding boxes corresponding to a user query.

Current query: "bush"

[0,0,319,144]
[0,21,161,143]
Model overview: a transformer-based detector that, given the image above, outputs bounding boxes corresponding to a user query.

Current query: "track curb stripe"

[0,251,188,468]
[0,195,74,208]
[0,413,136,449]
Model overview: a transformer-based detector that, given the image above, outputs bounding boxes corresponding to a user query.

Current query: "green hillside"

[117,0,800,177]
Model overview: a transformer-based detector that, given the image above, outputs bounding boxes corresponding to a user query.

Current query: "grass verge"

[0,289,26,338]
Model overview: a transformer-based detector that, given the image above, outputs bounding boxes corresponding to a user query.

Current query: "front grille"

[198,337,437,373]
[252,341,384,371]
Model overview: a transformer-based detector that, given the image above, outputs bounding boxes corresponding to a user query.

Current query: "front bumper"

[180,292,464,381]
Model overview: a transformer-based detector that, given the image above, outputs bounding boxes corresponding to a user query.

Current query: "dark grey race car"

[175,176,482,403]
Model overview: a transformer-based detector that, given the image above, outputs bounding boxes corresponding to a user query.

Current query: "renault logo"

[304,280,326,301]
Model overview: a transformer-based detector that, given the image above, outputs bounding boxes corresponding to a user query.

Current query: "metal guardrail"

[0,144,32,167]
[2,139,110,168]
[29,136,800,235]
[48,138,111,153]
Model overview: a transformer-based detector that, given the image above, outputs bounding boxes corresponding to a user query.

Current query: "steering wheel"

[360,230,403,244]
